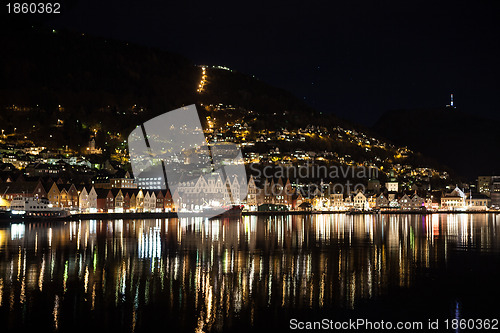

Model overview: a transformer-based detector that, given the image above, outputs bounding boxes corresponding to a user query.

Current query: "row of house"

[77,187,174,213]
[329,187,490,211]
[0,174,492,212]
[0,179,174,213]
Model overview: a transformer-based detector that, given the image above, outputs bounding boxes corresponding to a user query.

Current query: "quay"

[1,209,499,224]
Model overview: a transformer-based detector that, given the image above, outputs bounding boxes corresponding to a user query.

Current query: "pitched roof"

[95,188,111,198]
[0,181,39,194]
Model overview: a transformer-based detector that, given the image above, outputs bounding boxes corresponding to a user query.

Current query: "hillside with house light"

[0,27,454,193]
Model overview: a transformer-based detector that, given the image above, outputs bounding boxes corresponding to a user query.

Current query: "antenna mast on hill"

[447,93,456,108]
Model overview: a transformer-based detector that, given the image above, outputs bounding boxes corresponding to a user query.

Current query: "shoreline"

[0,209,498,223]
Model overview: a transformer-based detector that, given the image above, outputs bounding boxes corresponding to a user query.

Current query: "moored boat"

[209,205,243,219]
[8,196,70,219]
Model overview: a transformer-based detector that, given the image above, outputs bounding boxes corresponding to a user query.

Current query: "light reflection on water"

[0,214,499,332]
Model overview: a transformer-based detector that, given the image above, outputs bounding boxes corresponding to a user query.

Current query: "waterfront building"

[95,189,113,212]
[376,193,389,208]
[144,191,157,212]
[330,193,344,209]
[245,175,258,209]
[292,192,304,210]
[123,192,131,211]
[130,193,137,211]
[271,178,294,208]
[88,186,98,212]
[353,192,367,210]
[156,191,165,212]
[229,175,242,204]
[367,194,377,209]
[48,182,61,207]
[164,189,174,211]
[58,184,79,209]
[491,176,500,208]
[477,176,492,196]
[33,180,48,199]
[399,194,411,209]
[467,193,491,210]
[144,191,151,212]
[410,193,425,209]
[441,186,466,210]
[113,189,125,213]
[78,186,89,212]
[344,195,353,208]
[136,190,144,212]
[260,179,274,205]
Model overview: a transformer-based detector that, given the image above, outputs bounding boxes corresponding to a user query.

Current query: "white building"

[441,187,466,210]
[353,192,368,210]
[245,175,259,209]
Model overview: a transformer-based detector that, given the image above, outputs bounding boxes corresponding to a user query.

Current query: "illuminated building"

[440,186,466,210]
[477,176,492,196]
[491,176,500,208]
[385,171,399,193]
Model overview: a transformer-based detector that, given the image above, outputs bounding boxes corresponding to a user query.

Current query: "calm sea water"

[0,214,499,332]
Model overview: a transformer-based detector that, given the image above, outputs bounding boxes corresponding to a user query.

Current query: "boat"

[208,204,243,219]
[8,196,70,219]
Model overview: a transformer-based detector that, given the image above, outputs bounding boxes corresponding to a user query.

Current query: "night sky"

[22,0,500,125]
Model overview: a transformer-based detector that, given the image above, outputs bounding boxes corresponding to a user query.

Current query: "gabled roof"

[95,188,112,199]
[445,186,466,198]
[120,189,141,197]
[0,181,39,194]
[58,183,77,192]
[112,169,130,179]
[111,189,123,197]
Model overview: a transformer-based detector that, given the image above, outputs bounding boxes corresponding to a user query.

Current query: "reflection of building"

[0,214,492,332]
